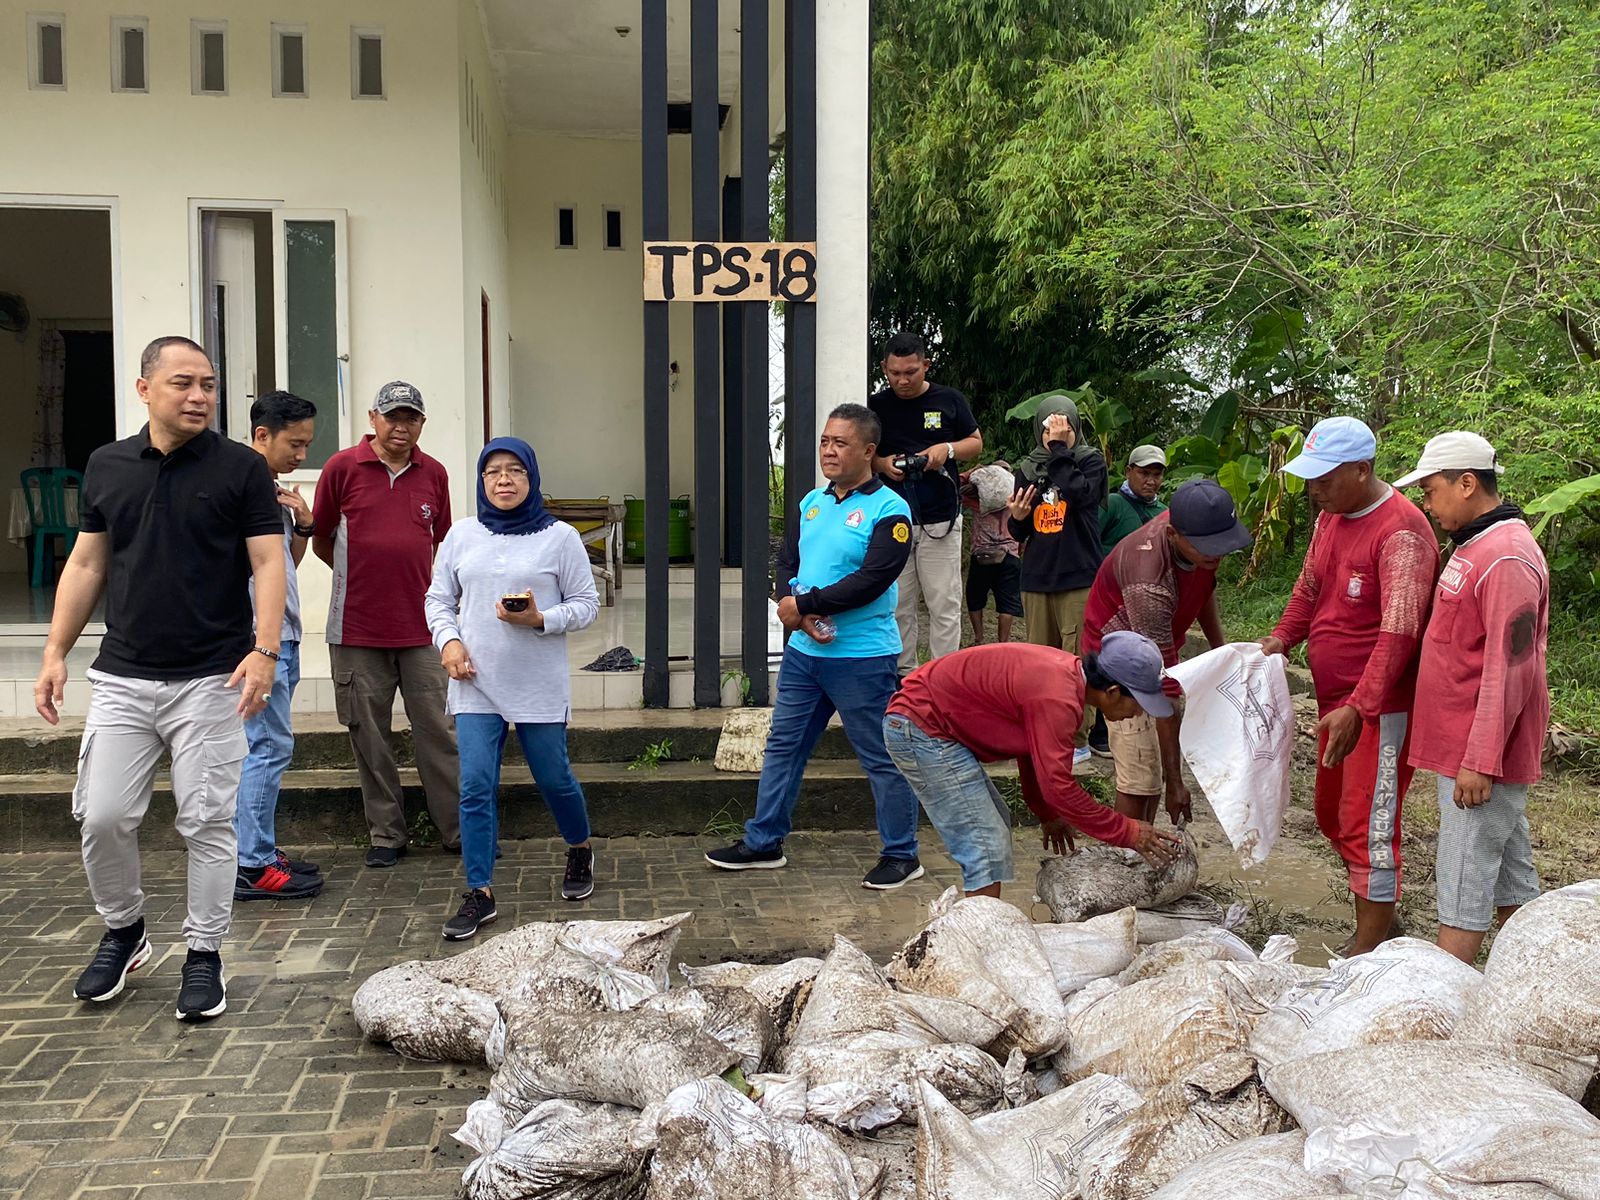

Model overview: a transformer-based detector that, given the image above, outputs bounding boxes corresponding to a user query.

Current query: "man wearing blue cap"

[1082,479,1252,826]
[884,631,1186,898]
[1260,416,1438,955]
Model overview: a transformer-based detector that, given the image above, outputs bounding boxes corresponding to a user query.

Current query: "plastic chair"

[20,467,84,588]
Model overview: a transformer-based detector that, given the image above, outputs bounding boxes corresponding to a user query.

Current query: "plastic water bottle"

[790,582,836,641]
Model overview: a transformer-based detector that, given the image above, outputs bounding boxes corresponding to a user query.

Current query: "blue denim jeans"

[743,647,919,860]
[882,712,1014,890]
[235,641,300,869]
[457,714,590,890]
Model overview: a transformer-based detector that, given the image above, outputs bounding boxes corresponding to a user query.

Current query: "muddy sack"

[1077,1052,1292,1200]
[1057,962,1254,1088]
[1036,830,1199,923]
[353,914,691,1064]
[1266,1041,1600,1199]
[1249,938,1483,1070]
[886,888,1070,1058]
[637,986,776,1076]
[1145,1131,1343,1200]
[488,1003,739,1119]
[913,1073,1142,1200]
[777,934,1005,1130]
[454,1098,646,1200]
[1455,880,1600,1058]
[1134,892,1245,944]
[1166,643,1294,865]
[434,914,691,997]
[679,957,822,1044]
[1116,926,1261,986]
[636,1077,880,1199]
[1033,907,1141,996]
[352,962,500,1062]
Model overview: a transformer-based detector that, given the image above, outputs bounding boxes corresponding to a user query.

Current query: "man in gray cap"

[1082,479,1251,826]
[1101,444,1169,550]
[311,382,461,867]
[885,630,1185,899]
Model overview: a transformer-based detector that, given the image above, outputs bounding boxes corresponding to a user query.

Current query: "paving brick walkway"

[0,834,979,1200]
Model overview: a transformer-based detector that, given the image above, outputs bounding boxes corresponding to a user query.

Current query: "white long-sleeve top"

[424,518,599,723]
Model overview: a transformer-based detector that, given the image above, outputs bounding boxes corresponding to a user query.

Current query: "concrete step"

[0,758,1026,853]
[0,710,861,775]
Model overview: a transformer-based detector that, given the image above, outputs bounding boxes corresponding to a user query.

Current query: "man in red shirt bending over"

[1396,432,1548,963]
[1260,417,1439,955]
[883,631,1184,898]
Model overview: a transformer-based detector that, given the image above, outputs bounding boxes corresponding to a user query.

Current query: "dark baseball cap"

[1168,478,1252,557]
[372,381,425,415]
[1097,630,1173,718]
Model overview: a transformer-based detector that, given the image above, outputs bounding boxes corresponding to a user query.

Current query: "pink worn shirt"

[1410,519,1549,783]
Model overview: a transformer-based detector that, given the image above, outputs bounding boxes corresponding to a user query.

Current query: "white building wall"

[505,132,701,502]
[815,0,870,418]
[0,0,475,503]
[457,0,511,451]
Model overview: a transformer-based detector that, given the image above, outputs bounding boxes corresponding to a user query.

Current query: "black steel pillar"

[784,0,818,525]
[690,0,722,706]
[641,0,669,707]
[739,0,771,705]
[722,177,745,568]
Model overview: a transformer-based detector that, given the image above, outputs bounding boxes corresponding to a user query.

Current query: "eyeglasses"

[481,465,529,480]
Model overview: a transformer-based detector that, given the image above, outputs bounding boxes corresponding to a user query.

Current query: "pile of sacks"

[351,868,1600,1200]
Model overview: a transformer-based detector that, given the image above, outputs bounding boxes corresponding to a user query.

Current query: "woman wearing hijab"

[425,438,600,940]
[1007,394,1109,676]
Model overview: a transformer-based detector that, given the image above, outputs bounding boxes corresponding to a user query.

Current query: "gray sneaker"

[862,856,925,890]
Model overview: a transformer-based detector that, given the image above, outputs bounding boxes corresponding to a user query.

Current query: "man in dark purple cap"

[1082,478,1253,825]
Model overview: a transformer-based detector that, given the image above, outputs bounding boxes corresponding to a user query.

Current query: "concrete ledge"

[0,760,1023,852]
[0,715,862,776]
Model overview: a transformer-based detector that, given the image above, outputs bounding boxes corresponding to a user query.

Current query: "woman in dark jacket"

[1007,395,1109,657]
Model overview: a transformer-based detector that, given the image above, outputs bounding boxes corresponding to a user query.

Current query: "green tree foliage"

[870,0,1176,455]
[983,0,1600,581]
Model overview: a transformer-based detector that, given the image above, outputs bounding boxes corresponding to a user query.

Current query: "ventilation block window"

[351,27,384,99]
[273,23,307,97]
[192,20,227,96]
[556,206,576,249]
[111,17,147,92]
[29,14,67,90]
[604,207,624,250]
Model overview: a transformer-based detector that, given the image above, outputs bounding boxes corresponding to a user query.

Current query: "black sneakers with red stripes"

[234,862,324,902]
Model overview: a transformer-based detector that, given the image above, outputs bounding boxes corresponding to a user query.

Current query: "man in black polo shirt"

[868,332,983,675]
[34,336,286,1024]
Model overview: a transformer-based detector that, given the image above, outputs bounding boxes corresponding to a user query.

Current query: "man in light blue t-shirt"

[706,405,924,889]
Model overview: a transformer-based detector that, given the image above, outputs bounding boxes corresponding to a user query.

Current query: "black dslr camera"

[893,452,930,479]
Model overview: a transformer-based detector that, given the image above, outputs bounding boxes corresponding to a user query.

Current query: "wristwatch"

[946,442,956,461]
[293,522,316,538]
[253,646,281,662]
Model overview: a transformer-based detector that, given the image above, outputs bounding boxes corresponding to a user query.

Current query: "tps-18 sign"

[643,242,818,303]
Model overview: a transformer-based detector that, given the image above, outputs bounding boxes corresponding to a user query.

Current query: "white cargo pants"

[73,669,246,951]
[894,514,964,676]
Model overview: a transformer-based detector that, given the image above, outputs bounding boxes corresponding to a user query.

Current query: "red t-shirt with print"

[312,435,452,647]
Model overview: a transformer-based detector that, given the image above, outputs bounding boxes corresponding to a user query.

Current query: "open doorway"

[0,205,116,617]
[197,206,349,471]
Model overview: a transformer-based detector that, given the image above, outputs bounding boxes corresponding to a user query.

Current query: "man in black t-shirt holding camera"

[868,333,983,676]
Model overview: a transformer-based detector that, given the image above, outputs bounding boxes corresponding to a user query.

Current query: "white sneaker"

[1073,746,1093,768]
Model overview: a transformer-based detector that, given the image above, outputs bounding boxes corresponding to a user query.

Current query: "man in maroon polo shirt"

[312,382,460,867]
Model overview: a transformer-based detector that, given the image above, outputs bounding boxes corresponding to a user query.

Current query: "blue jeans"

[457,714,590,890]
[883,712,1014,890]
[235,641,300,869]
[743,647,919,860]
